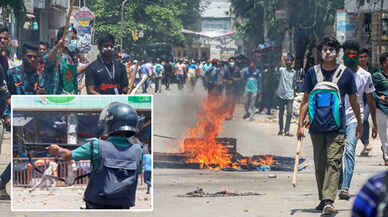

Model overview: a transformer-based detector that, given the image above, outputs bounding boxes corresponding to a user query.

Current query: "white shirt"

[345,67,375,125]
[44,161,58,176]
[130,64,140,79]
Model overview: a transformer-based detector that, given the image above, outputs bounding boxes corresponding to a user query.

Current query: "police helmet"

[98,102,138,137]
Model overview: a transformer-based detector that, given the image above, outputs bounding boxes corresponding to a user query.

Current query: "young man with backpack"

[297,36,362,215]
[338,40,378,201]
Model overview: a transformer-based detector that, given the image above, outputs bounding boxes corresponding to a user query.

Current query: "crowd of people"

[1,21,388,214]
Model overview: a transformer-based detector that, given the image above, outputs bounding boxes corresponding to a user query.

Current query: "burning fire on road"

[179,96,277,170]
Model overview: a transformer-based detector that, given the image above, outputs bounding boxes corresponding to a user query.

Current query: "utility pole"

[120,0,129,56]
[263,0,269,43]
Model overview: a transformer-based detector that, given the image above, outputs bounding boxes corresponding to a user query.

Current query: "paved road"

[0,85,386,216]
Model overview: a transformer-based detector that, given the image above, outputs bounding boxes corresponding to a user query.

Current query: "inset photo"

[11,95,152,211]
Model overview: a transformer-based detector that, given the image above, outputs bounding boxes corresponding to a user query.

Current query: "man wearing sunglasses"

[338,40,377,201]
[297,36,361,215]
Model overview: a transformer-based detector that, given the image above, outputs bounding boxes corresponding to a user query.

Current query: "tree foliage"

[231,0,344,67]
[230,0,264,51]
[0,0,24,11]
[88,0,201,56]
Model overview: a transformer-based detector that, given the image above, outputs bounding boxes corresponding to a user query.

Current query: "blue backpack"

[155,64,162,77]
[308,64,346,132]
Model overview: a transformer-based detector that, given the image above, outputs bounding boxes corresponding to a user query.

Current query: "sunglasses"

[322,47,336,52]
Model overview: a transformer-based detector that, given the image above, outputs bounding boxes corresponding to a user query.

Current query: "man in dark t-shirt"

[297,36,361,215]
[85,33,128,94]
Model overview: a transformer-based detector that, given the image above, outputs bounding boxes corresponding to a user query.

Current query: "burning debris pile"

[156,96,307,172]
[181,96,233,169]
[178,188,264,198]
[180,97,279,170]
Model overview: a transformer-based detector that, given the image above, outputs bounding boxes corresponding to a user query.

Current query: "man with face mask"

[297,36,361,215]
[85,33,129,94]
[338,40,377,201]
[224,57,241,120]
[43,26,79,94]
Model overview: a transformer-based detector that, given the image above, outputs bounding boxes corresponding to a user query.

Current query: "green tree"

[88,0,201,58]
[231,0,344,68]
[230,0,264,52]
[0,0,24,11]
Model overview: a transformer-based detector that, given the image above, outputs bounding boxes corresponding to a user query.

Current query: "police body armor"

[83,139,142,208]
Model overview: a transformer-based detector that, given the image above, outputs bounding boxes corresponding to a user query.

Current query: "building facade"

[343,0,388,66]
[174,0,238,60]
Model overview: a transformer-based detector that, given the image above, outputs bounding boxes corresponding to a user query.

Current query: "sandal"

[284,132,294,137]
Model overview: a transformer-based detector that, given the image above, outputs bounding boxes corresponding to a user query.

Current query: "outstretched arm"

[46,144,72,161]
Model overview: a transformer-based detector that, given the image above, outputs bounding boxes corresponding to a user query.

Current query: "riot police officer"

[47,102,143,209]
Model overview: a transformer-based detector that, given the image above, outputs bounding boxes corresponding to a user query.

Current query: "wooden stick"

[54,0,76,73]
[292,138,303,188]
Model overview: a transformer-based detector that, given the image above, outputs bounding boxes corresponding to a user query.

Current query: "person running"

[85,33,129,95]
[276,54,297,136]
[339,40,377,200]
[297,35,361,215]
[29,159,59,193]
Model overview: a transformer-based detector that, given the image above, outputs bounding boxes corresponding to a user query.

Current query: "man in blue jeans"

[143,149,151,194]
[339,40,378,200]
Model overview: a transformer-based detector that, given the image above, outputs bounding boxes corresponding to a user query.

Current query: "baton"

[292,138,303,188]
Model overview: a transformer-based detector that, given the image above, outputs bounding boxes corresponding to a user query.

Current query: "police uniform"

[71,103,142,209]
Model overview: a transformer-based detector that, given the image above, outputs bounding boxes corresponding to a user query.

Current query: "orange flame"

[181,94,276,170]
[182,95,232,169]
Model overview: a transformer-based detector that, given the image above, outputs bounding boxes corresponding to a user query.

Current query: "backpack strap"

[332,64,346,84]
[314,64,346,84]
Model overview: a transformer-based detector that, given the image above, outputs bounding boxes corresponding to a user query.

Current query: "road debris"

[178,188,264,198]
